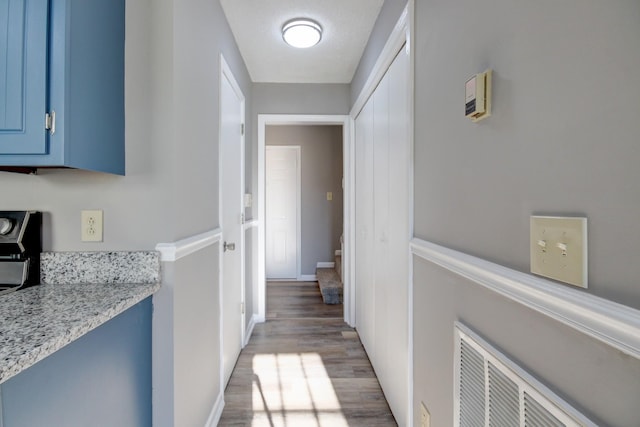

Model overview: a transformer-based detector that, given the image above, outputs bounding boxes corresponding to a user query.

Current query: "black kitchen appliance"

[0,211,42,295]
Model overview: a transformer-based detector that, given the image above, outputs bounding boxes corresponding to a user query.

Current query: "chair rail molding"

[156,228,223,262]
[410,238,640,360]
[243,219,259,231]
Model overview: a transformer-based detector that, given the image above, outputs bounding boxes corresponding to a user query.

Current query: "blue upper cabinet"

[0,0,48,154]
[0,0,125,175]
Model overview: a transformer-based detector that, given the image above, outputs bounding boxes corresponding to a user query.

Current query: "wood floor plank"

[219,282,397,426]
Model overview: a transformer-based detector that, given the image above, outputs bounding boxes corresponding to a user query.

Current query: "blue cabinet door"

[0,0,49,154]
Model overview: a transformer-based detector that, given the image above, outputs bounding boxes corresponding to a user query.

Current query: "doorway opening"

[258,115,354,326]
[265,126,344,316]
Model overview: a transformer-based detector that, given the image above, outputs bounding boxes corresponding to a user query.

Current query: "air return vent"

[454,323,597,427]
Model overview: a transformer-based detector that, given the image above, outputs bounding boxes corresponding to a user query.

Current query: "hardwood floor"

[219,281,397,427]
[266,281,344,319]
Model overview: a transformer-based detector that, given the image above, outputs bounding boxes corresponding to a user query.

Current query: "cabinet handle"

[45,111,56,135]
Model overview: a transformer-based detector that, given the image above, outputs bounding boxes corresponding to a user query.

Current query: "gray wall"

[412,0,640,425]
[171,245,221,427]
[350,0,407,105]
[0,0,251,249]
[253,83,351,116]
[247,83,351,221]
[266,125,343,275]
[2,0,251,424]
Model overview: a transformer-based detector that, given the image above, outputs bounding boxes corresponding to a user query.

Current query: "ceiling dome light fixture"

[282,19,322,48]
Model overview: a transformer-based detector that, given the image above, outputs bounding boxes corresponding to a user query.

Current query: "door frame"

[258,115,354,326]
[265,145,302,280]
[218,54,246,389]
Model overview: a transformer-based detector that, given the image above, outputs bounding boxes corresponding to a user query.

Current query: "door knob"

[223,241,236,252]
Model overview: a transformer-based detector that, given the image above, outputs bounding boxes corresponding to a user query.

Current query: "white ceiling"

[219,0,384,84]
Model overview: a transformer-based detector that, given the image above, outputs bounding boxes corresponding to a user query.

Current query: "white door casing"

[219,55,245,387]
[257,115,352,325]
[265,146,300,279]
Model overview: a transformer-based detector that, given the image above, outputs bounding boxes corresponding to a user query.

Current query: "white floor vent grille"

[454,322,597,427]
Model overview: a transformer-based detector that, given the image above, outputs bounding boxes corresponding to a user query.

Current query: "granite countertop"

[0,250,161,385]
[0,282,160,384]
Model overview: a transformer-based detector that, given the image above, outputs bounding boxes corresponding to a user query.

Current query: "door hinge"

[240,213,245,225]
[241,123,245,136]
[241,302,245,314]
[45,111,56,135]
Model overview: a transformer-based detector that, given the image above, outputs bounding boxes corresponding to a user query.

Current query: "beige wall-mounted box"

[465,70,492,122]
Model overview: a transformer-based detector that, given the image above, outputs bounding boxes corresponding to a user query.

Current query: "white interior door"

[220,58,245,386]
[265,146,300,279]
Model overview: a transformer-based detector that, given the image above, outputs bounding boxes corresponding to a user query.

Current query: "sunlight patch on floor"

[251,352,348,427]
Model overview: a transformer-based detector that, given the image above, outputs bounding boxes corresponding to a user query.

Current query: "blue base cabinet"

[0,299,152,427]
[0,0,125,174]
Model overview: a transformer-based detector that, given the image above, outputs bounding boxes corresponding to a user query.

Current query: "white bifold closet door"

[355,95,376,358]
[354,45,410,427]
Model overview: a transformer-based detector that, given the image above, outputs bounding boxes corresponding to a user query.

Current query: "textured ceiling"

[219,0,384,84]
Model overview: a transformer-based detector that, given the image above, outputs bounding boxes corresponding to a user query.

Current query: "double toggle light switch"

[536,239,567,256]
[530,216,588,288]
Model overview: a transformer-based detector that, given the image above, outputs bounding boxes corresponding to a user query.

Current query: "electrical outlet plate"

[81,210,103,242]
[420,402,431,427]
[327,191,333,201]
[530,216,587,288]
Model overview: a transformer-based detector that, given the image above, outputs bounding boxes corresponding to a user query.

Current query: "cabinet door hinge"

[45,111,56,135]
[241,302,245,314]
[241,123,245,136]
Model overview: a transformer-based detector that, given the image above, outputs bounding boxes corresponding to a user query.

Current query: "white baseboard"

[317,262,335,269]
[204,392,224,427]
[244,314,258,347]
[266,275,319,281]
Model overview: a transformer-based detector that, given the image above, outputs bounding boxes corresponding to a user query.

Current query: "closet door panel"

[373,70,391,384]
[383,46,411,426]
[354,97,376,360]
[353,45,411,427]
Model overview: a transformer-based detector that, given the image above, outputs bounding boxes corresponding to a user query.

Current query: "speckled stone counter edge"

[40,251,160,285]
[1,251,161,384]
[0,283,160,384]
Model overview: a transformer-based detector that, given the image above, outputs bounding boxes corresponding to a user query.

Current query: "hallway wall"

[0,0,251,251]
[0,0,251,425]
[266,125,343,276]
[412,0,640,425]
[248,83,350,221]
[351,0,408,105]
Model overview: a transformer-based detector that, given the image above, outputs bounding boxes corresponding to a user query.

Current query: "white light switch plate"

[530,216,587,288]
